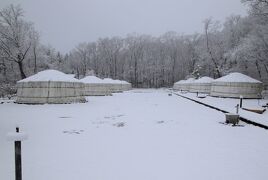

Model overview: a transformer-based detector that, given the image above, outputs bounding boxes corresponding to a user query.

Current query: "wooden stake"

[15,127,22,180]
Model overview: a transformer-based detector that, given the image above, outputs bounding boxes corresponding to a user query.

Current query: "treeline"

[0,0,268,94]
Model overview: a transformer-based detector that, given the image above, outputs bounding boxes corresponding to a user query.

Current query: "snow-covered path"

[1,89,268,180]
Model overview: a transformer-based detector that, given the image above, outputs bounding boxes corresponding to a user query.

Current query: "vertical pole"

[15,127,22,180]
[239,96,243,108]
[236,104,239,114]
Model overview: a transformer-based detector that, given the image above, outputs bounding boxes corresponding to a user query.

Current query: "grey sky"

[0,0,247,53]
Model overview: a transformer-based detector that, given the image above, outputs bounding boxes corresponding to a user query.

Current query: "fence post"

[15,127,22,180]
[239,95,243,108]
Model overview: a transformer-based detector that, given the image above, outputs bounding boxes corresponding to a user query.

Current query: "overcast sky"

[0,0,247,53]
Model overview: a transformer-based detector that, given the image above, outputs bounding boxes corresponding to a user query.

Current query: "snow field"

[1,89,268,180]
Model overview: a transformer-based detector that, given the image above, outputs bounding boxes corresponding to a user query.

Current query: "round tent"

[16,70,86,104]
[80,76,112,96]
[189,77,214,93]
[173,80,185,91]
[210,72,263,98]
[112,80,125,93]
[182,78,195,91]
[120,80,132,91]
[113,79,132,92]
[102,78,120,93]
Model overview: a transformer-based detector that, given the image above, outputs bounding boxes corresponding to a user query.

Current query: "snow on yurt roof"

[102,78,116,84]
[184,78,195,84]
[194,76,214,83]
[121,80,131,84]
[66,74,76,78]
[214,73,261,83]
[174,80,185,84]
[18,70,80,83]
[113,80,124,84]
[80,76,103,84]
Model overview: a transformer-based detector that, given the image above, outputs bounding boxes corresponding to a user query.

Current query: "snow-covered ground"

[1,89,268,180]
[173,91,268,127]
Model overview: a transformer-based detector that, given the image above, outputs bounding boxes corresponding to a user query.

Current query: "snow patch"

[6,132,28,141]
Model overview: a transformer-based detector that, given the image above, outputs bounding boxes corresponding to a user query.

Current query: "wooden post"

[15,127,22,180]
[236,104,239,114]
[239,95,243,108]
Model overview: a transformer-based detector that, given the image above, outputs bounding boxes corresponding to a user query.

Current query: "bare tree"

[204,18,222,78]
[0,4,35,79]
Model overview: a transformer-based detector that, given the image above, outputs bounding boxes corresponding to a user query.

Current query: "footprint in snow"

[63,129,84,134]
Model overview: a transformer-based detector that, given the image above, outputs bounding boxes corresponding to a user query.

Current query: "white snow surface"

[80,76,104,84]
[1,89,268,180]
[18,70,81,83]
[174,91,268,126]
[214,72,261,83]
[6,132,28,141]
[194,76,214,83]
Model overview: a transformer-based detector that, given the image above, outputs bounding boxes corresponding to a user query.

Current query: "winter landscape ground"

[1,89,268,180]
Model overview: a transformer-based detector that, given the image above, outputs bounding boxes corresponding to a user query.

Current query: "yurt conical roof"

[194,76,214,83]
[214,73,261,83]
[19,70,80,82]
[102,78,116,84]
[184,78,195,84]
[80,76,104,84]
[174,80,185,84]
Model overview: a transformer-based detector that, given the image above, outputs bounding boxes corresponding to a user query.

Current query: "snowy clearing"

[1,89,268,180]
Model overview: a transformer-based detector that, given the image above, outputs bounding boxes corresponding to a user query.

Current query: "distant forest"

[0,0,268,95]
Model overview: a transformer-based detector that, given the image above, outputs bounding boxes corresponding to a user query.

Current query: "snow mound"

[80,76,103,84]
[214,73,261,83]
[18,70,80,83]
[195,77,214,83]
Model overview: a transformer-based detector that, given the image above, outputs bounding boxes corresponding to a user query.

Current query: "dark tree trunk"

[33,46,37,73]
[134,59,138,87]
[17,61,26,79]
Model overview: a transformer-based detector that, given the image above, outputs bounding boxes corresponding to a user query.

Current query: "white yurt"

[113,80,125,93]
[112,80,132,92]
[189,76,214,93]
[102,78,118,93]
[16,70,86,104]
[182,78,195,91]
[80,76,112,96]
[101,78,122,93]
[210,72,263,98]
[173,80,185,91]
[120,80,132,91]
